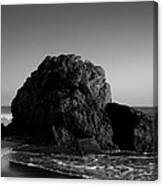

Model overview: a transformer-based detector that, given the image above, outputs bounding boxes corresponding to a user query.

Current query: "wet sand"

[1,160,78,178]
[1,140,80,178]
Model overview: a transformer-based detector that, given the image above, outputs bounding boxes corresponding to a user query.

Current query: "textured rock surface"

[78,138,102,155]
[10,54,114,153]
[4,54,156,154]
[105,103,155,152]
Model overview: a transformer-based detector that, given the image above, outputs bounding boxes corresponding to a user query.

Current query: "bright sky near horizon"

[1,2,156,106]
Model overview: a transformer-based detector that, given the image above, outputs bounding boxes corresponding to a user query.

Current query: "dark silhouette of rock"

[10,54,114,153]
[105,103,154,152]
[4,54,156,154]
[1,123,14,137]
[1,123,7,137]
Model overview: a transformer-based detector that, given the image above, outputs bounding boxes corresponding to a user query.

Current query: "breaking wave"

[1,114,12,126]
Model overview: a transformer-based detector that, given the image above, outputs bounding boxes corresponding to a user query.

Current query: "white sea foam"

[1,113,12,126]
[1,147,13,157]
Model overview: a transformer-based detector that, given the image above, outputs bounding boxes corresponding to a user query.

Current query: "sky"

[1,2,156,106]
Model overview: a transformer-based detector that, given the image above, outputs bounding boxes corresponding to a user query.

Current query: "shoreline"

[1,161,81,178]
[1,139,157,180]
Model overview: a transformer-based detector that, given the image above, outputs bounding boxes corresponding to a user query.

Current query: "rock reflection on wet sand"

[1,153,80,178]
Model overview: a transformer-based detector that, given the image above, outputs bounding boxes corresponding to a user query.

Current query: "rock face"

[10,54,114,154]
[5,54,155,154]
[105,103,155,152]
[78,138,102,155]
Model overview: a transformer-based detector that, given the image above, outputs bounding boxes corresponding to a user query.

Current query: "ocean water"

[1,106,158,180]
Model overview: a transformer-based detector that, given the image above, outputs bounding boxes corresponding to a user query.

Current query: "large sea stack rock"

[105,103,155,152]
[10,54,114,153]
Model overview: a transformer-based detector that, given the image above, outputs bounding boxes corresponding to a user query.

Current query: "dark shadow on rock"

[105,102,155,152]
